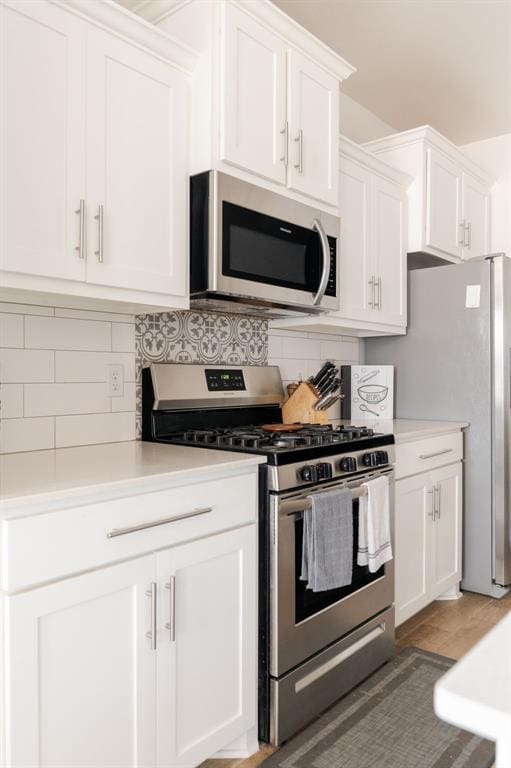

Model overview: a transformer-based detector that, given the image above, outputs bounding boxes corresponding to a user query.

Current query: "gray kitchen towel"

[300,487,353,591]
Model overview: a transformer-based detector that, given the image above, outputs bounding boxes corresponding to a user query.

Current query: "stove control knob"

[376,450,389,466]
[362,452,378,468]
[317,462,333,480]
[300,465,318,483]
[340,456,357,473]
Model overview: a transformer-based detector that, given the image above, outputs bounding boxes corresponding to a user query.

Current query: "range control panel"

[205,368,246,391]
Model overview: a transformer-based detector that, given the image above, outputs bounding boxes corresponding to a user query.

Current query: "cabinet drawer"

[394,432,463,480]
[1,473,257,592]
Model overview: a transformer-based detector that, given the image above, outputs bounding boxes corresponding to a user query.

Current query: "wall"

[0,303,361,453]
[461,133,511,258]
[0,302,136,454]
[340,93,396,144]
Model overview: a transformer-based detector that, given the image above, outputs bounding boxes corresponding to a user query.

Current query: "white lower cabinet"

[156,526,257,768]
[2,505,257,768]
[395,462,462,626]
[5,555,157,768]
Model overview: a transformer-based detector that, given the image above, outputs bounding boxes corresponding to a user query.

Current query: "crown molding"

[364,125,495,186]
[134,0,356,82]
[55,0,199,73]
[339,134,413,188]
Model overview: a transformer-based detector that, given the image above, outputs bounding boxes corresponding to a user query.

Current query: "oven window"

[294,499,384,624]
[222,201,320,293]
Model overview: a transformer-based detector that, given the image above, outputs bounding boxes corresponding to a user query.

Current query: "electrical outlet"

[107,364,124,397]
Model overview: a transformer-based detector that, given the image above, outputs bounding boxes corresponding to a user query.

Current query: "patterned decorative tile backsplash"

[135,310,268,435]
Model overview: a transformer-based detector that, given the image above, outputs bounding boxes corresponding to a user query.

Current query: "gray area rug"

[263,647,495,768]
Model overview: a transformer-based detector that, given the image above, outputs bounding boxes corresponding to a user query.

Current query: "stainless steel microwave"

[190,171,340,317]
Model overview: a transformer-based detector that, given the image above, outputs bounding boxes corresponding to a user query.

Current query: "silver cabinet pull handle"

[377,277,382,310]
[419,448,453,460]
[458,220,466,247]
[280,122,288,167]
[294,129,303,173]
[368,276,375,308]
[94,204,104,263]
[435,483,441,519]
[312,218,330,306]
[466,221,472,250]
[75,199,86,259]
[427,488,435,519]
[106,506,212,538]
[145,582,157,651]
[165,576,176,642]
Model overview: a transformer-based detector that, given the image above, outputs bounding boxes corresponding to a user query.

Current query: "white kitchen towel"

[300,487,353,592]
[357,475,393,573]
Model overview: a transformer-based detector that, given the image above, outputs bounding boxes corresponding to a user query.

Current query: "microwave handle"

[312,218,330,306]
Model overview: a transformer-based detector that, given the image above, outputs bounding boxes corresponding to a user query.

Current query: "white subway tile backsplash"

[112,322,135,353]
[0,417,55,454]
[267,334,283,359]
[0,349,54,383]
[0,384,24,418]
[0,313,24,348]
[280,337,320,361]
[24,383,110,417]
[56,412,135,448]
[25,316,111,351]
[0,302,54,316]
[111,382,136,412]
[55,307,134,324]
[55,351,135,383]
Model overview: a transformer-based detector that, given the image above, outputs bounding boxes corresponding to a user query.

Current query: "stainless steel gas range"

[142,363,395,746]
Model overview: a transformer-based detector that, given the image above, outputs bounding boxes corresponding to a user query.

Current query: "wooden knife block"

[282,381,329,425]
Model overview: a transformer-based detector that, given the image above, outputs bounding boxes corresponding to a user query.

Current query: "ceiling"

[117,0,511,145]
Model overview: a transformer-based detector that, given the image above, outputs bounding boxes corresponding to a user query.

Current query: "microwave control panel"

[326,239,336,297]
[205,369,246,391]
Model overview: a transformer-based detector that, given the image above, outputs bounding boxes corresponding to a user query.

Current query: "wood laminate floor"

[200,590,511,768]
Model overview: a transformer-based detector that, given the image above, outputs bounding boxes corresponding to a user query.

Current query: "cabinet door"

[425,147,463,259]
[394,474,432,626]
[4,556,156,768]
[0,0,86,281]
[336,158,377,320]
[430,463,462,598]
[86,27,188,297]
[221,3,287,185]
[462,172,490,259]
[373,174,407,327]
[288,50,338,206]
[156,526,257,768]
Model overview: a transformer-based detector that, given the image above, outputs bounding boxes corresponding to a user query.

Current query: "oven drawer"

[1,473,257,592]
[394,432,463,480]
[270,607,395,746]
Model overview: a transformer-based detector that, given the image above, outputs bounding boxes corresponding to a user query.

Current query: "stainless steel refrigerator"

[366,254,510,598]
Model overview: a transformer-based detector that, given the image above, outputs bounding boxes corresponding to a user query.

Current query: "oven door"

[270,468,394,678]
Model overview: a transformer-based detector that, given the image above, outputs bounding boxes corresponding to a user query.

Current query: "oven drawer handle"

[312,218,330,307]
[294,623,386,693]
[281,486,367,516]
[419,448,453,460]
[106,507,213,538]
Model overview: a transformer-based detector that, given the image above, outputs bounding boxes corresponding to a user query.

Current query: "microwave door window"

[222,202,320,293]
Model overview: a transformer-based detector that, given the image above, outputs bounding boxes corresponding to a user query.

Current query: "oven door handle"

[312,218,330,306]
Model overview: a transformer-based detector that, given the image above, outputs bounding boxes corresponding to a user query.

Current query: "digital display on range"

[205,369,246,391]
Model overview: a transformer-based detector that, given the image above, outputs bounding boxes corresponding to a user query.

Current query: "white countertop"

[0,441,265,517]
[331,418,468,442]
[434,612,511,767]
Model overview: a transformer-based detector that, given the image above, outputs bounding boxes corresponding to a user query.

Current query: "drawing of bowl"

[358,384,388,404]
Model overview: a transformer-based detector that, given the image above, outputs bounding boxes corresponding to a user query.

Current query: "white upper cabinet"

[425,147,463,259]
[86,26,188,297]
[0,0,196,311]
[364,126,493,265]
[271,136,410,338]
[287,51,338,205]
[152,0,354,210]
[461,171,490,259]
[221,3,287,185]
[0,0,86,282]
